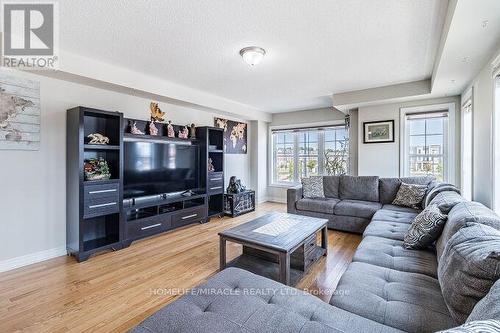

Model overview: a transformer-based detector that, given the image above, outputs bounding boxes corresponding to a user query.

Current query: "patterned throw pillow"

[436,320,500,333]
[301,176,324,198]
[403,204,447,249]
[392,182,428,209]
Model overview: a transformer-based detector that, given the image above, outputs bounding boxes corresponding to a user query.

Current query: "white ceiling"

[59,0,448,113]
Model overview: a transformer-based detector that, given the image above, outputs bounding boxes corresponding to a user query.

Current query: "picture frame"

[363,120,395,144]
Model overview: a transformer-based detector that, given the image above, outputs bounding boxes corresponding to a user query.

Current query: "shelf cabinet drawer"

[208,172,224,193]
[84,198,119,218]
[84,183,119,201]
[172,206,206,227]
[127,215,172,240]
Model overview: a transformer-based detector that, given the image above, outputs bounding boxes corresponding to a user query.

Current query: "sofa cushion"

[382,204,421,213]
[430,191,467,214]
[131,267,402,333]
[436,201,500,261]
[437,320,500,333]
[372,209,419,224]
[323,176,340,198]
[339,175,379,202]
[330,262,456,333]
[403,204,447,250]
[334,199,382,219]
[379,178,401,204]
[353,236,438,277]
[425,183,461,208]
[295,198,339,214]
[301,176,324,198]
[467,279,500,322]
[438,223,500,324]
[363,220,410,241]
[392,182,428,209]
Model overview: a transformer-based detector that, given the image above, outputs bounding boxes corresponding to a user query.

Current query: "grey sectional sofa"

[131,176,500,333]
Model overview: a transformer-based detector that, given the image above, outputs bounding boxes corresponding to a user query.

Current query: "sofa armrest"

[287,185,303,213]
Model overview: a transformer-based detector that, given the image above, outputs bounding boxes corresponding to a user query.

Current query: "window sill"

[268,183,300,189]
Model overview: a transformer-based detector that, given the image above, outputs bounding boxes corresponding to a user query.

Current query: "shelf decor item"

[167,121,175,138]
[178,126,189,139]
[189,123,196,139]
[226,176,246,194]
[87,133,109,145]
[149,121,159,136]
[208,157,215,172]
[150,102,165,122]
[130,121,144,135]
[363,120,394,143]
[84,157,111,181]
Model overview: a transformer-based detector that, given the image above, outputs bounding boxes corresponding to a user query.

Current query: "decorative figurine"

[149,121,159,136]
[167,121,175,138]
[130,121,144,135]
[150,102,165,122]
[84,158,111,181]
[227,176,246,194]
[189,123,196,139]
[87,133,109,145]
[208,158,215,172]
[178,126,189,139]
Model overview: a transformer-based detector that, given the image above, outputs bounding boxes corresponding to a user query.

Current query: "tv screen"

[124,141,199,198]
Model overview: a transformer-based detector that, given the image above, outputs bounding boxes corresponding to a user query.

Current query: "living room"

[1,1,500,332]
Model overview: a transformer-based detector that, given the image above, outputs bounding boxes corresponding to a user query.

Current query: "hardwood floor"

[0,202,361,332]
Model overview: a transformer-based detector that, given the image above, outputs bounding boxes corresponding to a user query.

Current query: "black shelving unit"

[197,126,225,219]
[67,107,124,262]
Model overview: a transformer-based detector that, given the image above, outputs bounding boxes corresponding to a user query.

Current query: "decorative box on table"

[224,190,255,217]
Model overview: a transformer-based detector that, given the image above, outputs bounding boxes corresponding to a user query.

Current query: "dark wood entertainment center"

[66,107,225,262]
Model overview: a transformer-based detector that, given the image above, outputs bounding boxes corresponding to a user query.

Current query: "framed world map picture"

[0,74,41,150]
[214,117,247,154]
[363,120,394,144]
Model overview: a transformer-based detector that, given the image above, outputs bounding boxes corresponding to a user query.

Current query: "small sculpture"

[84,158,111,181]
[87,133,109,145]
[189,123,196,139]
[208,158,215,172]
[149,121,159,136]
[178,126,189,139]
[130,121,144,135]
[150,102,165,122]
[227,176,246,194]
[167,121,175,138]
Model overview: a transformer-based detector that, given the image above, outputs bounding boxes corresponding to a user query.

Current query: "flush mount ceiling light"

[239,46,266,66]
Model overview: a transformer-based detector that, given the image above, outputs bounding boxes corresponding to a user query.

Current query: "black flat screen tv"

[124,141,199,198]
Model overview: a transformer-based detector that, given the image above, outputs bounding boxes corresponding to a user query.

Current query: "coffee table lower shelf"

[226,246,326,286]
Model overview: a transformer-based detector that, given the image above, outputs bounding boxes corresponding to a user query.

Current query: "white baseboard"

[0,246,67,273]
[266,196,287,204]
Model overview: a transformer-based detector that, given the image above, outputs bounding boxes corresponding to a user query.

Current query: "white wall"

[462,47,500,208]
[0,69,254,269]
[357,96,461,184]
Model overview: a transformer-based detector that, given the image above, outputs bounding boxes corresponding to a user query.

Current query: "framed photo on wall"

[363,120,394,143]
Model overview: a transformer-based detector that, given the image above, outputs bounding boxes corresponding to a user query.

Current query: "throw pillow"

[301,176,324,198]
[438,223,500,324]
[467,279,500,322]
[436,320,500,333]
[392,182,428,209]
[403,204,447,249]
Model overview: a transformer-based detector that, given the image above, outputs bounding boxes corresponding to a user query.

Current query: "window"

[271,125,349,185]
[461,98,473,200]
[401,103,455,183]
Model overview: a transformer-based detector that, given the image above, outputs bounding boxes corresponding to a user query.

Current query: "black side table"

[224,190,256,217]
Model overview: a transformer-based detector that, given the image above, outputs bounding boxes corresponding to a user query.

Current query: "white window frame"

[268,120,348,187]
[492,63,500,213]
[400,103,456,183]
[461,91,474,200]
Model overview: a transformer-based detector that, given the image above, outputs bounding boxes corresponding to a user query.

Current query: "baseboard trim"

[266,197,287,204]
[0,246,67,273]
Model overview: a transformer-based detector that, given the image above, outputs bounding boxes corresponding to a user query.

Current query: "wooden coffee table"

[219,212,328,286]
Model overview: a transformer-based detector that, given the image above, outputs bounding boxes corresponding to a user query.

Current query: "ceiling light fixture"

[239,46,266,66]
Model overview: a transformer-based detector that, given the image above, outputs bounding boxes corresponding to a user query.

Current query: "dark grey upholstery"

[379,178,401,204]
[381,204,420,213]
[131,267,403,333]
[323,176,340,198]
[287,185,303,214]
[330,262,456,333]
[467,279,500,322]
[353,236,438,278]
[296,198,339,214]
[436,201,500,261]
[425,183,461,208]
[372,209,418,224]
[339,175,379,202]
[333,199,382,219]
[363,220,410,241]
[429,191,467,214]
[438,223,500,324]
